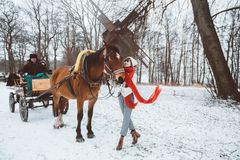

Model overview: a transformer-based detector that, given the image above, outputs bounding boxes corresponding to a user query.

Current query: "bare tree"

[14,30,30,69]
[26,0,43,58]
[52,24,61,69]
[224,10,240,88]
[41,7,58,67]
[0,0,21,73]
[48,0,62,69]
[191,0,240,101]
[60,13,80,65]
[60,0,96,49]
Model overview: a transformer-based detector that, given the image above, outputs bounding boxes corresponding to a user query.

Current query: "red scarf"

[124,66,161,109]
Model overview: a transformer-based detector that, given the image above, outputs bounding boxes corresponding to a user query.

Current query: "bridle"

[104,62,124,80]
[87,48,125,99]
[103,60,125,98]
[102,47,124,81]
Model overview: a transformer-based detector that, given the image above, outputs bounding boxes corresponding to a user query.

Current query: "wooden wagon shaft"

[33,75,73,102]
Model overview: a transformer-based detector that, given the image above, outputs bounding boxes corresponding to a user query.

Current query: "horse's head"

[6,73,20,86]
[104,46,125,84]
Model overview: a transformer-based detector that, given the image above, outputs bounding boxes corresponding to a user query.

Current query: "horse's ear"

[116,53,121,60]
[103,48,107,59]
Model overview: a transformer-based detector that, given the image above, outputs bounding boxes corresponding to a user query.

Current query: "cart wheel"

[19,97,28,122]
[62,100,69,115]
[42,100,49,108]
[9,92,15,113]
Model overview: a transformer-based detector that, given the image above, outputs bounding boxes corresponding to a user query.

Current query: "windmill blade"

[98,14,115,32]
[136,47,154,68]
[116,31,154,68]
[118,0,153,28]
[87,0,154,68]
[88,0,115,31]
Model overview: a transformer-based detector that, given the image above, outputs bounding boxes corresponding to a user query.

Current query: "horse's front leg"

[87,98,97,138]
[76,98,84,142]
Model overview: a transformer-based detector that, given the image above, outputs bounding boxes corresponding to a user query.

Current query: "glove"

[120,83,132,97]
[117,76,124,84]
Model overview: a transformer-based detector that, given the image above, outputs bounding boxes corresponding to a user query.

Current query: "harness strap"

[113,68,124,75]
[66,77,76,97]
[81,53,102,87]
[34,75,73,102]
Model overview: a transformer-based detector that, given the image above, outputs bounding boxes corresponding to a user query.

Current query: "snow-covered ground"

[0,82,240,160]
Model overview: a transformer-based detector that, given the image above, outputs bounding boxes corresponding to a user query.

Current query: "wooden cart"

[9,78,69,122]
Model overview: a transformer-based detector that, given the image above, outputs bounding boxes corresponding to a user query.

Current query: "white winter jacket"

[120,71,137,97]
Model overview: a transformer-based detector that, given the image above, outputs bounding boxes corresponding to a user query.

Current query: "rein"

[104,62,125,79]
[88,78,115,100]
[35,74,74,101]
[83,48,124,99]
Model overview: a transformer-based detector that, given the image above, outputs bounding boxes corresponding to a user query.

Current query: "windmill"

[88,0,154,67]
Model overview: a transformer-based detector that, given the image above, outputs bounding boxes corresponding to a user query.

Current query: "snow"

[0,82,240,160]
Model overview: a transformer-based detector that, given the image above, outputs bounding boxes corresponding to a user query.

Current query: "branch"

[162,0,177,17]
[212,6,240,18]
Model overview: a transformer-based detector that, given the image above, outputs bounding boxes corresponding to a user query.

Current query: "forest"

[0,0,240,100]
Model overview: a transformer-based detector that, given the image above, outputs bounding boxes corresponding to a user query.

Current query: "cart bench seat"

[32,79,50,91]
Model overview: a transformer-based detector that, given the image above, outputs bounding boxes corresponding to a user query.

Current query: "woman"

[116,57,140,150]
[116,56,161,150]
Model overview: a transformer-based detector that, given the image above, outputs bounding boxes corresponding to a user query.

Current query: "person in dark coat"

[19,53,47,76]
[19,53,48,93]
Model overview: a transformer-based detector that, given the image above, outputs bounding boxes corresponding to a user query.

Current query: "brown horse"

[50,46,125,142]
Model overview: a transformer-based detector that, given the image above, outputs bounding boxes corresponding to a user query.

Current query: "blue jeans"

[118,93,135,136]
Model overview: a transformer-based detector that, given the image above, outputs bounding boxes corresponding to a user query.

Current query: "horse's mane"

[86,45,119,66]
[86,47,105,66]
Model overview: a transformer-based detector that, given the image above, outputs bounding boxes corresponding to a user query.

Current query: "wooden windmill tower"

[89,0,154,67]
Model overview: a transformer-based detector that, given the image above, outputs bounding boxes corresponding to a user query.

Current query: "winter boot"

[116,136,124,150]
[131,130,141,144]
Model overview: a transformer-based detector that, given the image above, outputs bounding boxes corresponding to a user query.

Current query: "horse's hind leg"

[53,95,64,128]
[87,99,97,138]
[59,96,68,114]
[76,98,84,142]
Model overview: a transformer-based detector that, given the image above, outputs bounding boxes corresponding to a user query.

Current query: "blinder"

[103,47,125,82]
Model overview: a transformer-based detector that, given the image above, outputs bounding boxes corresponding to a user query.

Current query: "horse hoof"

[53,123,64,129]
[76,137,85,143]
[87,133,95,139]
[53,125,59,129]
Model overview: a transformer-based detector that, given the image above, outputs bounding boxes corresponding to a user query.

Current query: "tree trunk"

[137,61,142,83]
[54,48,57,69]
[183,50,187,86]
[6,39,16,73]
[191,0,240,101]
[7,50,16,73]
